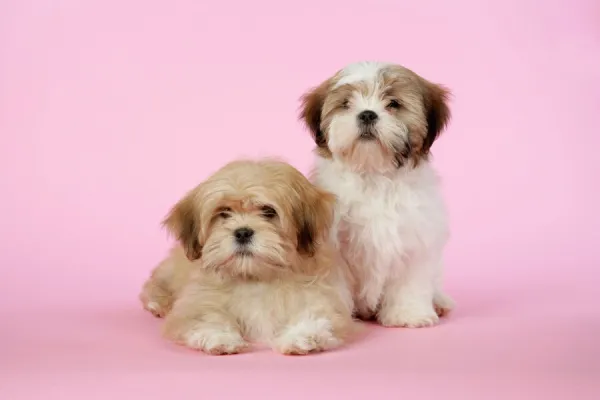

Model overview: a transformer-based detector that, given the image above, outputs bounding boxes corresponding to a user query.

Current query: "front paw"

[183,327,249,355]
[273,318,343,355]
[378,305,440,328]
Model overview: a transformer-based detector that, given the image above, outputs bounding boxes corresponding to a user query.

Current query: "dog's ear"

[299,79,331,150]
[293,183,336,256]
[421,81,451,153]
[162,190,203,261]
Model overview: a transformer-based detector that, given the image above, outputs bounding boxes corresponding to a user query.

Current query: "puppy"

[140,159,354,355]
[300,61,455,328]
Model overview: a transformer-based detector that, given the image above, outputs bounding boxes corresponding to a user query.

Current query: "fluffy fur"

[300,61,455,328]
[140,159,354,355]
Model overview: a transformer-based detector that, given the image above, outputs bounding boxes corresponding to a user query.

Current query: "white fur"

[313,156,453,327]
[184,325,248,354]
[273,313,342,354]
[308,61,454,327]
[334,61,390,88]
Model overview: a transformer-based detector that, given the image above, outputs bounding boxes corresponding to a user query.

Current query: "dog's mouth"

[358,129,377,141]
[235,248,254,257]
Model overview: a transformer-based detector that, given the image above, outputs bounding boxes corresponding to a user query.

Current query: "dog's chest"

[319,166,447,259]
[345,179,423,248]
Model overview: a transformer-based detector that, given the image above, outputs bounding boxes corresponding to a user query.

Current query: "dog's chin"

[206,248,289,281]
[337,134,398,174]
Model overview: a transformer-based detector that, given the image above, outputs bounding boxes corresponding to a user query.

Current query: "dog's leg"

[272,290,352,355]
[140,277,173,318]
[140,249,198,318]
[433,290,455,317]
[432,261,455,317]
[162,284,248,355]
[139,257,178,317]
[378,255,439,328]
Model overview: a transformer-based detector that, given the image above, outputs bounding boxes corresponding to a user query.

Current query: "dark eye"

[261,206,277,219]
[341,99,349,109]
[387,99,401,109]
[218,207,232,219]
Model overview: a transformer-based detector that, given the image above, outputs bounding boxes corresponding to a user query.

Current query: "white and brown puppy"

[140,159,354,355]
[300,61,455,328]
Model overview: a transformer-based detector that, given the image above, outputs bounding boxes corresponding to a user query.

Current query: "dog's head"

[300,61,451,173]
[163,159,335,280]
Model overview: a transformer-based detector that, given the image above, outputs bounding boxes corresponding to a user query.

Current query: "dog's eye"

[261,206,277,219]
[341,99,349,109]
[387,99,401,109]
[218,208,232,219]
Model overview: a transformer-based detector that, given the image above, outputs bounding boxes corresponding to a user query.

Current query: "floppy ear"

[162,190,203,261]
[299,79,331,150]
[293,184,336,256]
[421,81,451,153]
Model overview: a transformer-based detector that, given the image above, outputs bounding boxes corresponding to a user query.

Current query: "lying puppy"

[140,159,354,355]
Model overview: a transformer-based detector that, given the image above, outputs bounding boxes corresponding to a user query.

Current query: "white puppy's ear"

[299,79,331,150]
[162,189,204,261]
[421,80,451,153]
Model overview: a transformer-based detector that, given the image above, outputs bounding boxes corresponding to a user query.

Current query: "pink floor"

[2,249,598,399]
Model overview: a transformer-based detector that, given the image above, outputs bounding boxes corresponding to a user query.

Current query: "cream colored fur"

[140,159,355,355]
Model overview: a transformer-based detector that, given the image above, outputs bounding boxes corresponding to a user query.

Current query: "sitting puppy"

[140,159,354,355]
[300,61,455,328]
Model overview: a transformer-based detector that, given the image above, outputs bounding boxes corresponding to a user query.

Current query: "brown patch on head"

[421,80,451,153]
[320,82,365,135]
[299,78,334,158]
[289,179,335,256]
[380,65,452,166]
[163,188,205,261]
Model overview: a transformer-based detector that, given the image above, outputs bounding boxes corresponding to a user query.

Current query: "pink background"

[1,0,599,398]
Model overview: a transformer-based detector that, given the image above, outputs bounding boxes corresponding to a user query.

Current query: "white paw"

[274,318,342,355]
[379,306,440,328]
[184,327,248,355]
[433,292,455,317]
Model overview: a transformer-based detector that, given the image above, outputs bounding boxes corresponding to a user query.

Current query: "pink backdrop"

[1,0,599,399]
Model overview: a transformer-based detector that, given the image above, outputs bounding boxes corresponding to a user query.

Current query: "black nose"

[234,227,254,244]
[358,110,378,124]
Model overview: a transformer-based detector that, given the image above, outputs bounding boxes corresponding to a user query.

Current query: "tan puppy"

[140,159,354,355]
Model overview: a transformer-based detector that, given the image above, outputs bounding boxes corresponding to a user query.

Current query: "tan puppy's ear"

[292,182,336,256]
[421,80,451,153]
[162,190,203,261]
